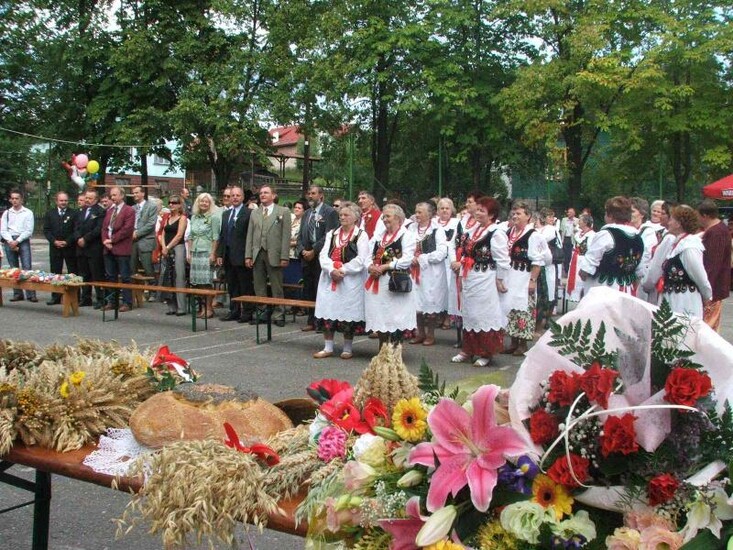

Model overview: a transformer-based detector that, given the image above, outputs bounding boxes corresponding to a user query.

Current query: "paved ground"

[1,239,731,549]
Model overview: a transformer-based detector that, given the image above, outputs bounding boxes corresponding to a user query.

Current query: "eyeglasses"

[333,203,341,208]
[169,201,180,205]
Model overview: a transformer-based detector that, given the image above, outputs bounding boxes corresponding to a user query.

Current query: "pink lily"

[378,496,424,550]
[408,384,529,512]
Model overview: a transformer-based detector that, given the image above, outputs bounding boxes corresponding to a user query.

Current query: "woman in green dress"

[186,193,221,318]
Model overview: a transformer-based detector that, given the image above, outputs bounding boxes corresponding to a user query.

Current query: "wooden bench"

[89,282,226,332]
[231,295,316,343]
[0,279,81,317]
[130,274,156,308]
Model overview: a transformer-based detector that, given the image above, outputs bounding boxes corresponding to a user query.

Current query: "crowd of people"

[1,185,731,365]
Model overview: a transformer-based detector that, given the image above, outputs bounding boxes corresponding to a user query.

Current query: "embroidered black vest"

[577,236,590,256]
[372,235,403,265]
[663,255,698,294]
[417,229,437,255]
[444,228,455,241]
[597,227,643,286]
[469,230,497,272]
[328,229,362,263]
[508,229,534,272]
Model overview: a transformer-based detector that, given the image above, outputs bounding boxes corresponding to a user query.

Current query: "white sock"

[342,340,353,354]
[323,340,334,353]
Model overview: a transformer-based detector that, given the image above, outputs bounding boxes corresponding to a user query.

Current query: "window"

[153,155,169,166]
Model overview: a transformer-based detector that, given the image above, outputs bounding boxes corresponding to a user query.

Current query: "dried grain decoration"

[352,344,420,416]
[117,439,280,548]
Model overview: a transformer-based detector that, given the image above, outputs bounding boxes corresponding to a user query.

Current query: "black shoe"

[175,312,187,317]
[46,299,61,306]
[221,313,240,321]
[274,319,286,327]
[166,311,177,316]
[28,297,38,303]
[9,296,24,302]
[93,302,103,310]
[79,300,93,307]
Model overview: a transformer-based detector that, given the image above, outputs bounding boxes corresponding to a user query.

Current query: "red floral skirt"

[462,329,504,358]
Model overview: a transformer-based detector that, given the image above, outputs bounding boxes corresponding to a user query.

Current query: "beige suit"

[245,204,292,321]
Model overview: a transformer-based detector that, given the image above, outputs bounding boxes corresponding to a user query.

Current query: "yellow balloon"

[87,160,100,174]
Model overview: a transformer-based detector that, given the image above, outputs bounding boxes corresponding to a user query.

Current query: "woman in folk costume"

[450,196,510,367]
[445,190,484,343]
[436,197,459,330]
[535,208,560,331]
[364,203,417,348]
[642,205,712,318]
[500,200,547,357]
[409,201,448,346]
[313,203,370,359]
[578,196,645,296]
[566,213,595,302]
[630,197,660,303]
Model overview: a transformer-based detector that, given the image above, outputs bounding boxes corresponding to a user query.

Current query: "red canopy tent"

[703,174,733,199]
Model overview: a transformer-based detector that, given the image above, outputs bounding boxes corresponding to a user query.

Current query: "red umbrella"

[703,174,733,199]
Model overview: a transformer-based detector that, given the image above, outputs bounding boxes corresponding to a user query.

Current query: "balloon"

[75,154,89,169]
[87,160,99,174]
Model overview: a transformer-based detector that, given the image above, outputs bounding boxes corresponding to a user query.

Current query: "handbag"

[388,270,412,293]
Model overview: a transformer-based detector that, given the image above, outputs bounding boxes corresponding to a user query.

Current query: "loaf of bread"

[129,384,293,448]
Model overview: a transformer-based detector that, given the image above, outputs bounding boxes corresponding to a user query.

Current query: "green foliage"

[700,401,733,468]
[548,319,616,367]
[650,299,695,389]
[418,359,459,405]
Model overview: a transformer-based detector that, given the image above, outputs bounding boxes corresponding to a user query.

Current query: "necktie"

[111,207,118,225]
[85,208,90,220]
[60,209,66,217]
[262,206,269,218]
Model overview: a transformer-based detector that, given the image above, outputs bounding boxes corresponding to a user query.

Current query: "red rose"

[664,367,712,407]
[547,453,591,488]
[529,409,560,445]
[647,473,680,506]
[600,414,639,458]
[547,370,582,407]
[580,363,618,409]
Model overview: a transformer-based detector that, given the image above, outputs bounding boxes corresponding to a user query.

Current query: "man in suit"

[43,191,78,305]
[245,185,292,327]
[101,185,136,311]
[74,189,106,307]
[130,185,158,280]
[216,185,255,322]
[299,185,339,331]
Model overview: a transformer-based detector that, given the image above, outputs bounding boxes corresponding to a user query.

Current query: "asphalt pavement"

[0,239,730,549]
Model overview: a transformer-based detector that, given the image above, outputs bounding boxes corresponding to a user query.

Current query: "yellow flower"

[424,540,464,550]
[392,397,428,442]
[59,381,70,399]
[476,520,519,549]
[532,474,573,520]
[69,371,86,386]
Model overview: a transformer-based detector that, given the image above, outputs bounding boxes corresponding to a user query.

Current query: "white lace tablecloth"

[82,428,153,477]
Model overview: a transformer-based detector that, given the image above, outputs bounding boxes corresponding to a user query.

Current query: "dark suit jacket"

[74,204,105,257]
[298,203,339,256]
[217,206,251,266]
[101,204,135,256]
[43,208,78,246]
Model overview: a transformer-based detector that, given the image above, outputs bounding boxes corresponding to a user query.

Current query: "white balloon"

[72,175,85,189]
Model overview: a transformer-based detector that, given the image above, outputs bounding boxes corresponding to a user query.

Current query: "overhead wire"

[0,126,156,149]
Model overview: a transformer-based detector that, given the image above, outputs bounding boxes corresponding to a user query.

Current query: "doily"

[83,428,153,477]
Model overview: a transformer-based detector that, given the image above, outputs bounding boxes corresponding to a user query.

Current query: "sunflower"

[59,381,70,399]
[391,397,428,442]
[69,371,86,386]
[476,520,519,549]
[531,474,573,520]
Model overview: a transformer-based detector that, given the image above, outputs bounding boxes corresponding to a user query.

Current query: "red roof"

[703,174,733,200]
[269,126,302,147]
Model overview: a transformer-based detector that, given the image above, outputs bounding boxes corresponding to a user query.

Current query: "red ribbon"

[223,422,280,467]
[365,275,379,294]
[566,247,580,294]
[331,261,343,290]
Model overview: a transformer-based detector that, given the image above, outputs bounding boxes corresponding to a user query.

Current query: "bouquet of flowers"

[0,267,83,285]
[298,288,733,549]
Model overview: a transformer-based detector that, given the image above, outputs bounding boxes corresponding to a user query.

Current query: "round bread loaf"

[129,384,293,448]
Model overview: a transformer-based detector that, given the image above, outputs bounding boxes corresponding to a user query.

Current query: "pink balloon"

[75,154,89,169]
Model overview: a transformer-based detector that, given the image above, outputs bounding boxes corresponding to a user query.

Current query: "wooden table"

[231,296,316,343]
[0,279,80,317]
[1,443,306,550]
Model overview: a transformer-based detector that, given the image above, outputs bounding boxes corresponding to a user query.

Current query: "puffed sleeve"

[528,231,549,266]
[393,229,416,270]
[642,235,673,293]
[319,229,336,274]
[491,228,510,279]
[680,247,713,302]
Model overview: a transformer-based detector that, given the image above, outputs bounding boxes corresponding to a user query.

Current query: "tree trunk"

[562,106,584,201]
[139,152,148,197]
[671,131,691,202]
[470,148,483,189]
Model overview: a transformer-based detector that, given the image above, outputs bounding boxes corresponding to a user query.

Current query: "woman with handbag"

[364,203,417,349]
[450,197,510,367]
[158,195,188,316]
[312,203,370,359]
[500,200,546,356]
[409,201,448,346]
